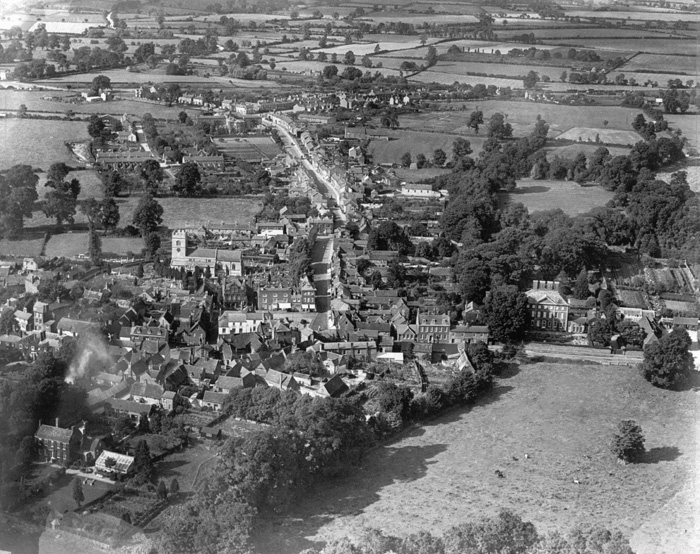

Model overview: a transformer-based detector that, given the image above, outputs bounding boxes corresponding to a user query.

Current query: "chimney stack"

[55,417,59,428]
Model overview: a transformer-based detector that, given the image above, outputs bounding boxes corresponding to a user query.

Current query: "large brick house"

[416,312,450,343]
[526,280,569,331]
[35,421,82,465]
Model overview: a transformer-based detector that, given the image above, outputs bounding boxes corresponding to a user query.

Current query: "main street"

[272,122,347,224]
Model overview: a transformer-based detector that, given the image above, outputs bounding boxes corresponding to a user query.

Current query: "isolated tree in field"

[140,159,164,195]
[132,195,164,237]
[640,328,693,390]
[610,419,645,463]
[452,137,472,160]
[170,478,180,495]
[72,477,84,507]
[467,110,484,134]
[416,153,427,169]
[523,70,539,89]
[400,152,412,168]
[344,50,355,65]
[433,148,447,167]
[487,112,513,139]
[482,286,529,343]
[173,162,202,197]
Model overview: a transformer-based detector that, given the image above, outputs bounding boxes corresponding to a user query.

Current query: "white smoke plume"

[65,333,113,384]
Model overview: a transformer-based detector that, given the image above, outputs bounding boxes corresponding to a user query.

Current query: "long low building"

[95,150,157,169]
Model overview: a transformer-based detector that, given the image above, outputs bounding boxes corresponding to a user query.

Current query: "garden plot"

[556,127,641,146]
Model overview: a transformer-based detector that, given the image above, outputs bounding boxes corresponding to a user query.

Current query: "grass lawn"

[155,439,218,493]
[502,179,614,215]
[255,361,699,554]
[38,472,113,514]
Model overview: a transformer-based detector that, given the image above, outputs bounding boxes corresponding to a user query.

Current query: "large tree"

[482,286,529,343]
[140,159,164,196]
[132,195,164,237]
[42,189,77,229]
[80,197,119,231]
[640,328,693,389]
[487,112,513,139]
[173,162,202,197]
[0,164,39,238]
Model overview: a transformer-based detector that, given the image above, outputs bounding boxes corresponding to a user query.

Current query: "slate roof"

[35,425,74,443]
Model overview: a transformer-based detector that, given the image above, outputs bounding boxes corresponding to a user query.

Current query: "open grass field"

[394,167,450,182]
[556,127,641,146]
[256,361,699,554]
[552,37,695,56]
[664,113,700,147]
[0,91,194,121]
[0,236,45,257]
[368,131,487,165]
[425,60,566,82]
[544,143,631,160]
[620,53,699,75]
[398,103,643,138]
[503,179,614,215]
[0,119,90,171]
[44,233,89,258]
[34,67,284,89]
[566,9,698,21]
[409,72,523,88]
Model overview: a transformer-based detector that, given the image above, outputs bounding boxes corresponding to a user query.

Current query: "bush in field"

[610,419,645,463]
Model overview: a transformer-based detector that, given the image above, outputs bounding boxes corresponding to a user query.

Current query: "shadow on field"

[254,442,448,554]
[642,446,681,465]
[157,459,189,475]
[476,384,515,407]
[513,185,550,194]
[497,363,520,379]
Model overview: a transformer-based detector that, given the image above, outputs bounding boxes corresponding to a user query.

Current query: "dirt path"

[255,362,699,553]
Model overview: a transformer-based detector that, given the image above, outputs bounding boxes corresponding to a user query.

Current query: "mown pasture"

[503,179,614,216]
[256,361,698,554]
